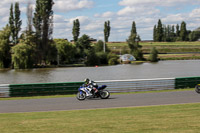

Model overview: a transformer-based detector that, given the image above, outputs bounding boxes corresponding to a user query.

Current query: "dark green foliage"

[14,2,22,44]
[9,4,15,44]
[104,20,111,42]
[54,39,76,64]
[76,34,91,50]
[75,34,92,59]
[96,52,108,65]
[72,19,80,42]
[33,0,54,64]
[94,40,104,52]
[153,25,157,42]
[163,25,176,42]
[8,2,22,45]
[189,31,200,41]
[107,53,119,65]
[94,40,109,52]
[149,47,159,62]
[180,21,188,41]
[153,20,194,42]
[156,19,163,42]
[127,21,143,60]
[85,48,100,66]
[176,24,180,38]
[0,25,11,68]
[131,21,137,35]
[127,22,143,60]
[11,43,34,69]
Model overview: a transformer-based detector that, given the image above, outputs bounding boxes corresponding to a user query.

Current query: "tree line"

[153,19,200,42]
[1,0,199,69]
[0,0,114,69]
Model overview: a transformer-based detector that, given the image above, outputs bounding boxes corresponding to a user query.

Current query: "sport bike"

[76,85,110,100]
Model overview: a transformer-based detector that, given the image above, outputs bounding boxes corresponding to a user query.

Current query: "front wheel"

[76,91,86,100]
[195,85,200,94]
[99,90,110,99]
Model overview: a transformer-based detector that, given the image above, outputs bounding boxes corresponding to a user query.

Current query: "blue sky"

[0,0,200,41]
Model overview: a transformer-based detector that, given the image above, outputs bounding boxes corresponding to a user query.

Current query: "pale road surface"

[0,91,199,113]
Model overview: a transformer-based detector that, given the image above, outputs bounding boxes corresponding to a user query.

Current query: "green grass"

[0,88,194,101]
[106,41,200,54]
[0,103,200,133]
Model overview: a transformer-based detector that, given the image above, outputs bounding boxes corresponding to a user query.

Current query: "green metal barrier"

[175,77,200,89]
[9,82,84,97]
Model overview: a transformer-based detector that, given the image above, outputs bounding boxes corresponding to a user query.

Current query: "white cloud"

[54,0,94,12]
[118,0,199,7]
[189,8,200,18]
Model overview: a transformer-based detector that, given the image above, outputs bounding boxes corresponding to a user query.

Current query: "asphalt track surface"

[0,91,199,113]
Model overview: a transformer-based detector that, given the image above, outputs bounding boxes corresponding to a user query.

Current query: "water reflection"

[0,60,200,84]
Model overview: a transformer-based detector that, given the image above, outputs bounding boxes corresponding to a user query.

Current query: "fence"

[0,76,200,97]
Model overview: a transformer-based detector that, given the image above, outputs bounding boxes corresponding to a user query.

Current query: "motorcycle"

[195,84,200,94]
[76,85,110,100]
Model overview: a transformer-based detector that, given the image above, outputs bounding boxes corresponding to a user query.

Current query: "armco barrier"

[175,77,200,89]
[0,76,200,97]
[0,84,10,97]
[9,82,84,97]
[96,78,175,93]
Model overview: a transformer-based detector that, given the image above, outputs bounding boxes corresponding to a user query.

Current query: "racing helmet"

[84,78,90,84]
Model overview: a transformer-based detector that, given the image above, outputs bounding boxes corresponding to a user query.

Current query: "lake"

[0,60,200,84]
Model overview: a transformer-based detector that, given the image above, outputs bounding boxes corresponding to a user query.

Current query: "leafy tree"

[26,2,33,33]
[107,53,119,65]
[14,2,22,44]
[131,21,137,35]
[85,48,100,66]
[11,43,34,69]
[0,25,11,68]
[9,4,15,44]
[72,19,80,42]
[54,39,76,64]
[33,0,54,64]
[75,34,92,58]
[94,40,109,52]
[96,52,108,65]
[127,21,143,60]
[180,21,187,41]
[153,25,157,42]
[148,47,159,62]
[189,31,200,41]
[176,24,180,38]
[156,19,163,42]
[8,2,22,45]
[104,20,111,42]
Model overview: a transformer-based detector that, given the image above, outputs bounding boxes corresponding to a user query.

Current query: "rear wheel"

[76,91,86,100]
[195,85,200,94]
[99,90,110,99]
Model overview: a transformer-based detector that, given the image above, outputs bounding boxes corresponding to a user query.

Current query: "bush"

[148,47,159,62]
[85,48,100,66]
[12,43,34,69]
[108,58,118,65]
[96,52,108,65]
[107,53,119,65]
[94,40,110,52]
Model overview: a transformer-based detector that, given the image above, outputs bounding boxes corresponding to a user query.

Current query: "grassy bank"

[106,41,200,60]
[0,103,200,133]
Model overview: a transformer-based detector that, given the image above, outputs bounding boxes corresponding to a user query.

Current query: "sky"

[0,0,200,41]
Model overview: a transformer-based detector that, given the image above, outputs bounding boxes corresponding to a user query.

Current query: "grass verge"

[0,103,200,133]
[0,88,194,101]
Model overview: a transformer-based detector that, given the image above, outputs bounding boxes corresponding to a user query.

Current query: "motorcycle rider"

[84,78,98,95]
